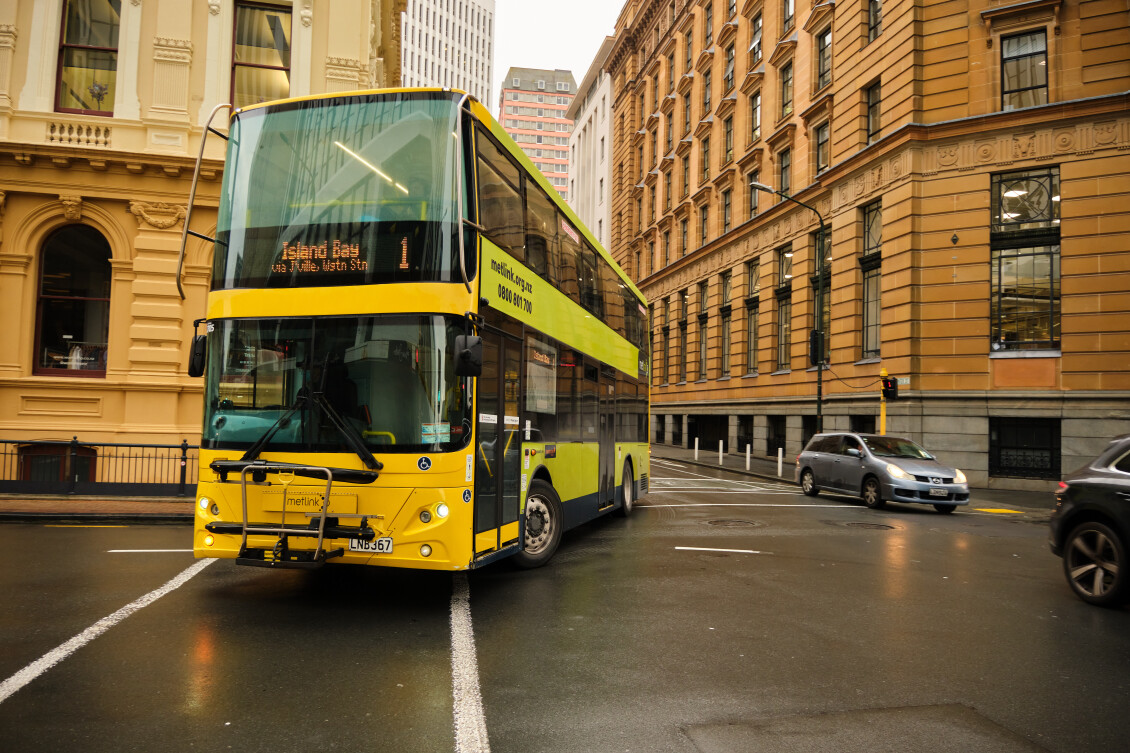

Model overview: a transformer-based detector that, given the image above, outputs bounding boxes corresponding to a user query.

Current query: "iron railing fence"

[0,437,199,496]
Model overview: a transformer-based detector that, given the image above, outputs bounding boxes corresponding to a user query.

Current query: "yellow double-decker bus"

[185,89,649,570]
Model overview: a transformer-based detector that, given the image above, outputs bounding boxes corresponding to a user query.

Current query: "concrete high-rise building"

[608,0,1130,489]
[400,0,494,104]
[0,0,404,471]
[566,37,615,248]
[498,67,575,202]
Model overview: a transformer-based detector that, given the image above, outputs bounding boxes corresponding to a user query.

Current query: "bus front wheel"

[513,479,563,569]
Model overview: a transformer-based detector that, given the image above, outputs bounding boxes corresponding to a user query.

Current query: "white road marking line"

[649,489,796,495]
[108,549,193,553]
[676,546,769,555]
[640,503,850,508]
[651,459,686,468]
[450,573,490,753]
[0,558,215,705]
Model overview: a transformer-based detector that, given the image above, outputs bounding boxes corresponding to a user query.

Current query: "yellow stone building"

[0,1,403,484]
[608,0,1129,488]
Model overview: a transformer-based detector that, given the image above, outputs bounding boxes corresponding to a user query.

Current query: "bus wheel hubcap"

[526,498,551,552]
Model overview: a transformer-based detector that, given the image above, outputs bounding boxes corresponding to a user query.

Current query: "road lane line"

[0,558,214,705]
[450,573,490,753]
[676,546,768,555]
[108,549,194,553]
[640,503,850,508]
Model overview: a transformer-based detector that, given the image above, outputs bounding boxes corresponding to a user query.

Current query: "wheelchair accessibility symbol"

[417,456,432,471]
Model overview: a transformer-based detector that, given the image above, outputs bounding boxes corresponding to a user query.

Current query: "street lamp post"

[750,181,827,433]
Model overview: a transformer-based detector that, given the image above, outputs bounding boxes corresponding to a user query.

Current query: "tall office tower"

[400,0,494,105]
[498,67,576,202]
[566,37,615,248]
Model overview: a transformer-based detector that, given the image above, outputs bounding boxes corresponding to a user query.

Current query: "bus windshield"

[202,315,473,454]
[213,92,468,290]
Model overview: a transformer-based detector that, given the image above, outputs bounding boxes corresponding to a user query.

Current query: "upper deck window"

[213,93,472,290]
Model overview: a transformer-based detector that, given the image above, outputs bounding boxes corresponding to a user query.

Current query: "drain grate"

[706,519,766,528]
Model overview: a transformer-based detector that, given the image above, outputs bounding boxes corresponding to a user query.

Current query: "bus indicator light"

[420,545,433,557]
[204,535,215,547]
[436,503,450,518]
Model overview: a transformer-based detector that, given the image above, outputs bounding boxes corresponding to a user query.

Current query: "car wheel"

[1063,521,1129,607]
[801,468,819,497]
[616,460,635,517]
[512,479,563,569]
[861,476,885,509]
[933,504,956,514]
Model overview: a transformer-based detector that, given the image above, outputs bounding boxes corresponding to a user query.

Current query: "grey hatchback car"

[795,433,971,513]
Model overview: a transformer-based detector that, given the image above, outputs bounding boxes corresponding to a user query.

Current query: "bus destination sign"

[272,240,369,274]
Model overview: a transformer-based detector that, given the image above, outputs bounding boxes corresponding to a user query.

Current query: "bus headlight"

[420,544,433,557]
[436,503,449,519]
[198,497,211,511]
[203,534,215,547]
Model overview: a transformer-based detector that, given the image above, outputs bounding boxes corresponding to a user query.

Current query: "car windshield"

[862,436,934,459]
[201,314,473,454]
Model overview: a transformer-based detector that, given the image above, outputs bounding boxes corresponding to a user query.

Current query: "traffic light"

[808,329,821,366]
[881,376,899,400]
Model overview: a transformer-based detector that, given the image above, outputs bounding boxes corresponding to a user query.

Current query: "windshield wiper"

[241,396,307,463]
[311,390,383,471]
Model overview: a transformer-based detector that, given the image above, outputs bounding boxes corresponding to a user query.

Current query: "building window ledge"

[989,349,1061,359]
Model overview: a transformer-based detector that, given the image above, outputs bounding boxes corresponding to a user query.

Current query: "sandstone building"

[606,0,1129,487]
[0,0,404,482]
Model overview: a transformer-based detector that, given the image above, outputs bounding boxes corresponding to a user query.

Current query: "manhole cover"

[706,519,765,528]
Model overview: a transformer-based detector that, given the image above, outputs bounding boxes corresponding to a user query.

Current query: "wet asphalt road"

[1,459,1128,753]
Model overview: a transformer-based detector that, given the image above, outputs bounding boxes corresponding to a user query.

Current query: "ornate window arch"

[34,225,112,376]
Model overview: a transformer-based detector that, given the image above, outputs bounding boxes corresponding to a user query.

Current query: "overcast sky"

[489,0,625,110]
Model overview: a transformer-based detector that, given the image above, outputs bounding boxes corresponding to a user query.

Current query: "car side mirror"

[846,447,862,458]
[188,334,207,377]
[454,335,482,377]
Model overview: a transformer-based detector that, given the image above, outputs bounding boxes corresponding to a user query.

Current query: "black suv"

[1049,434,1130,607]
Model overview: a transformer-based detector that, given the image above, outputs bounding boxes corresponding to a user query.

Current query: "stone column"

[126,201,188,378]
[0,191,29,377]
[325,0,365,93]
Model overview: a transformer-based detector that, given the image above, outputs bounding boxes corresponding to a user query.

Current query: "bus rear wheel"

[616,460,635,517]
[513,479,563,569]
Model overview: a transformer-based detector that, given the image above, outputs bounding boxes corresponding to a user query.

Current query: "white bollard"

[719,440,723,465]
[746,444,751,471]
[777,447,783,477]
[694,436,699,461]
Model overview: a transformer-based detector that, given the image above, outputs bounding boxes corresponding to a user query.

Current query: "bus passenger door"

[598,364,616,508]
[473,328,522,559]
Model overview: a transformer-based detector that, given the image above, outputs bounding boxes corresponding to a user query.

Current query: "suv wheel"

[1063,521,1129,607]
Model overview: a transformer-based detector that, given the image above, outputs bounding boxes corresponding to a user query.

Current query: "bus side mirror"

[188,334,207,377]
[454,335,482,377]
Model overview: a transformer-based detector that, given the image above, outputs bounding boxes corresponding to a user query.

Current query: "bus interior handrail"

[177,103,231,300]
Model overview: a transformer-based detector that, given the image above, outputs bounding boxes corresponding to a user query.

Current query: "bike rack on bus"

[235,463,343,569]
[176,102,231,300]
